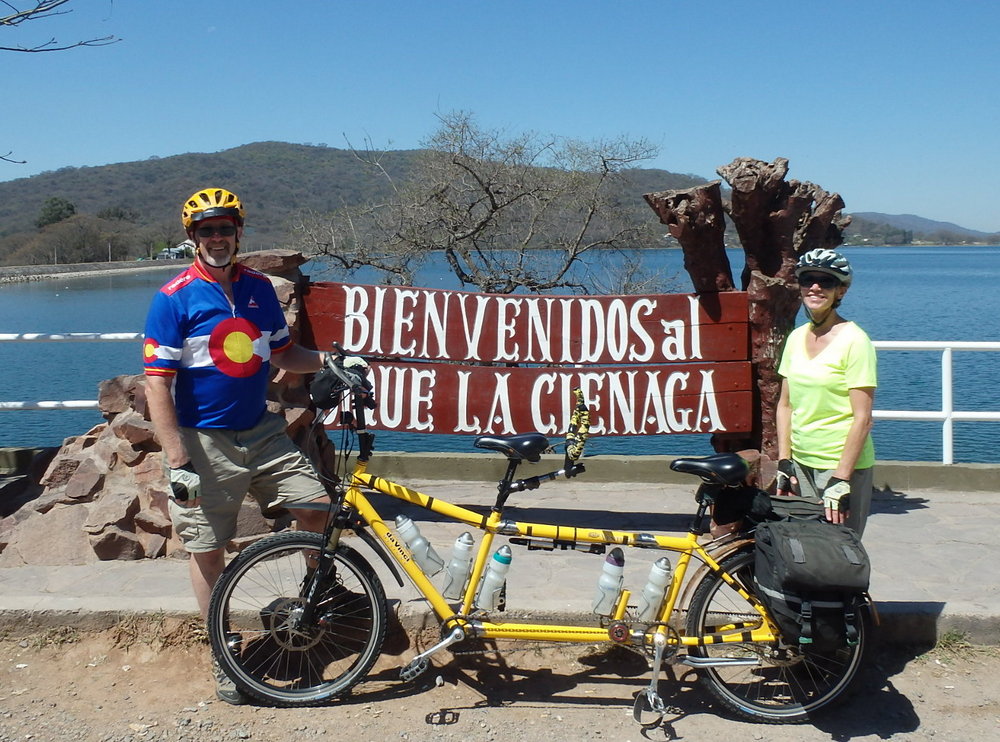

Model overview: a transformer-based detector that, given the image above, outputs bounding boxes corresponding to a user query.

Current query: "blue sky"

[3,0,999,231]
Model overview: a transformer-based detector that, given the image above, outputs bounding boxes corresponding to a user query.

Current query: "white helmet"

[795,249,853,287]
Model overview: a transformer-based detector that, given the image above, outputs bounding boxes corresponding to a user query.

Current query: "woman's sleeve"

[845,328,877,389]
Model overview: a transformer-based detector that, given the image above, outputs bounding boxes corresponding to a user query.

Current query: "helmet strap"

[807,305,839,330]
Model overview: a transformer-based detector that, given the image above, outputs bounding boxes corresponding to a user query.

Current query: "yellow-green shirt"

[777,321,877,470]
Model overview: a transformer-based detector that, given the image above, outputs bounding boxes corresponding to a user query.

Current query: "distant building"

[156,240,195,260]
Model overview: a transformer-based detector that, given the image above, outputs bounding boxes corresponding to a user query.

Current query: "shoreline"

[0,260,187,285]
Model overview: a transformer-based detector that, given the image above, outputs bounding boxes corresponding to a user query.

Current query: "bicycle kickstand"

[633,631,668,725]
[400,626,466,682]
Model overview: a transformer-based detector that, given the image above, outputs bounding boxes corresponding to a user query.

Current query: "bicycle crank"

[399,626,466,682]
[634,629,670,726]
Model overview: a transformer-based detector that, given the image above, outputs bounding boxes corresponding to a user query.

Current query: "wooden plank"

[335,360,753,437]
[303,282,749,364]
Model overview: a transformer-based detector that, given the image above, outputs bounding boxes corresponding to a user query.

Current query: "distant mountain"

[844,212,999,245]
[0,142,422,243]
[1,142,994,257]
[0,141,707,246]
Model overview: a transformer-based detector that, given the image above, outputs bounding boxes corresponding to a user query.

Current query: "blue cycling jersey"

[143,261,291,429]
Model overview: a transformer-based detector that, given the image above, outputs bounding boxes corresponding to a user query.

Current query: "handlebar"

[323,344,375,400]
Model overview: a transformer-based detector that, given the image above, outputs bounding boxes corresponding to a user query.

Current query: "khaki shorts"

[168,412,326,552]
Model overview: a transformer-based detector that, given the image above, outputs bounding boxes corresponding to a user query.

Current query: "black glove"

[775,458,799,496]
[169,462,201,504]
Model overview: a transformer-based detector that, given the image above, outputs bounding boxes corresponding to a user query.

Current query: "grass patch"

[25,626,81,649]
[921,630,1000,662]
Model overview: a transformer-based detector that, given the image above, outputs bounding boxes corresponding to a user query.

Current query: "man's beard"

[199,247,234,268]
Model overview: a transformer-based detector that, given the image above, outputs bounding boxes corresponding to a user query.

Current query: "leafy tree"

[10,213,132,264]
[96,204,140,222]
[35,196,76,228]
[292,112,665,294]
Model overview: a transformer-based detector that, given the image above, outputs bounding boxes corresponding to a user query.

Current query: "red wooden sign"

[301,282,752,436]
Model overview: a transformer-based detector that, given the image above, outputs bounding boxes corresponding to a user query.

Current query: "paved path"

[1,479,996,645]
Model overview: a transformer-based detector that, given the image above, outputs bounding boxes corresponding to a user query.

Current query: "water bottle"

[475,544,513,611]
[441,532,476,600]
[395,515,445,576]
[636,557,672,622]
[591,547,625,616]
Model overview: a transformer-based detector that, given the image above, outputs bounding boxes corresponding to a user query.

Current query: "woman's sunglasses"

[798,272,841,289]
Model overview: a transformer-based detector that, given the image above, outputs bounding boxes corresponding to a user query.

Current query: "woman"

[775,249,877,536]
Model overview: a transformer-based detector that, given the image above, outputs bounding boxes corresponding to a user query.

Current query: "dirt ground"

[1,617,998,742]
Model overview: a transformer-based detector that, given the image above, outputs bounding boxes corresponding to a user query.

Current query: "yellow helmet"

[181,188,245,230]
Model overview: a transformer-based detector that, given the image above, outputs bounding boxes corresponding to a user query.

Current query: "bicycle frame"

[331,449,776,651]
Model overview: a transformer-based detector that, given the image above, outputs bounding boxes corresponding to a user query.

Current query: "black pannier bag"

[754,519,870,651]
[712,488,825,531]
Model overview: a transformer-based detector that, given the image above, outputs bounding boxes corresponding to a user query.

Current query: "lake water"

[1,246,998,463]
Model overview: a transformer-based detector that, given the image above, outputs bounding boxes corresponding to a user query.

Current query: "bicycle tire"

[685,548,869,723]
[207,531,387,707]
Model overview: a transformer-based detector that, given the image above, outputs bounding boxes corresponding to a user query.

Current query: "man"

[143,187,329,704]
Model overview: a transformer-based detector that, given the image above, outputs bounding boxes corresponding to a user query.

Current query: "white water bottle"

[475,544,513,611]
[441,532,476,600]
[592,547,625,617]
[636,557,672,622]
[395,515,445,576]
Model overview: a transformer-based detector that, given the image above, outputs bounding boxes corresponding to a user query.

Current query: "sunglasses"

[798,272,841,289]
[195,225,237,238]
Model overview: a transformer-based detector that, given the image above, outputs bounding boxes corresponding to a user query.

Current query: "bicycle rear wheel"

[207,531,387,707]
[685,548,869,723]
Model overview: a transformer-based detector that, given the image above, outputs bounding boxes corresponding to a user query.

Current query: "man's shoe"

[212,658,248,705]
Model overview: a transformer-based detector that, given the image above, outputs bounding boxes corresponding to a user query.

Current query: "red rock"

[63,458,105,502]
[89,526,144,560]
[83,491,140,535]
[0,505,96,566]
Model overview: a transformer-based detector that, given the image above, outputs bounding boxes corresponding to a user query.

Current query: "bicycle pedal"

[633,688,666,726]
[400,657,430,682]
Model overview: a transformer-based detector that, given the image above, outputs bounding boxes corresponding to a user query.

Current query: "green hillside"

[0,142,421,244]
[0,142,708,257]
[3,141,993,265]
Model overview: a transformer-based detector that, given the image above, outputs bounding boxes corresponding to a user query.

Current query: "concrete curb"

[2,602,995,647]
[3,448,998,492]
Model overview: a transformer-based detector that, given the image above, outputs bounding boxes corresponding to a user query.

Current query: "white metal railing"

[871,340,1000,465]
[0,333,142,411]
[2,334,999,464]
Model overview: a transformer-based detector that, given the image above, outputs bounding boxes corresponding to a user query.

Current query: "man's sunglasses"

[195,225,237,238]
[798,272,841,289]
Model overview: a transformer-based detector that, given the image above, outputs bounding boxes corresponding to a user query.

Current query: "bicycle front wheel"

[207,531,387,707]
[685,548,869,723]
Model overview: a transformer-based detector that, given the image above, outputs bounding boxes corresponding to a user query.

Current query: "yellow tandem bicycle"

[207,352,871,725]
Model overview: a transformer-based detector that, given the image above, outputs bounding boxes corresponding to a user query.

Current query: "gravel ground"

[1,619,999,742]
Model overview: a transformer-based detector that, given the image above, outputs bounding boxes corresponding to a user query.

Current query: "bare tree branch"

[1,1,119,52]
[295,112,661,294]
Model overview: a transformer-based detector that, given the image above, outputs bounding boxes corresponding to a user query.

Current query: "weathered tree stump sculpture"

[645,157,852,475]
